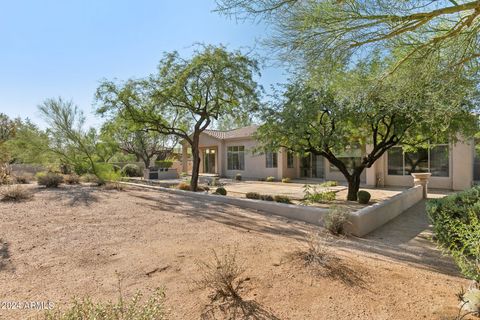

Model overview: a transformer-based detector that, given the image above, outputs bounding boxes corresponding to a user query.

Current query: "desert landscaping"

[0,183,471,319]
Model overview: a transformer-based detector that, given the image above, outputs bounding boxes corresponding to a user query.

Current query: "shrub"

[282,177,291,183]
[357,190,371,204]
[95,163,121,185]
[44,288,166,320]
[319,180,338,187]
[64,174,80,185]
[324,206,349,235]
[155,160,173,169]
[122,164,142,177]
[303,184,336,204]
[235,173,242,181]
[260,194,274,201]
[112,164,122,172]
[0,185,32,202]
[246,192,261,199]
[177,182,191,191]
[265,176,275,182]
[274,195,292,204]
[180,172,188,178]
[303,232,331,267]
[36,172,63,188]
[215,187,227,196]
[208,177,220,186]
[80,173,100,184]
[195,246,245,301]
[104,182,125,191]
[0,163,11,185]
[14,173,32,184]
[427,186,480,281]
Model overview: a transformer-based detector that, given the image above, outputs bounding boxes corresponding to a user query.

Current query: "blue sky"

[0,0,286,128]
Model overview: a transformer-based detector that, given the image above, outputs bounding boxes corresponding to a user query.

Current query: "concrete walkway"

[334,193,460,276]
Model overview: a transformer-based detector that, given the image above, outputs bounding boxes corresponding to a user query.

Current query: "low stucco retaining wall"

[118,182,423,237]
[345,185,423,237]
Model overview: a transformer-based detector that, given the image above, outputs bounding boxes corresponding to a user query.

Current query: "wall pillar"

[365,144,376,187]
[277,148,285,180]
[181,143,188,173]
[451,139,474,191]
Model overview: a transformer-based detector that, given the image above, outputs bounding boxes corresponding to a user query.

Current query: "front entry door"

[203,148,216,174]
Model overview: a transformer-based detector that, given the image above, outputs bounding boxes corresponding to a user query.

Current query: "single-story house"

[181,125,476,190]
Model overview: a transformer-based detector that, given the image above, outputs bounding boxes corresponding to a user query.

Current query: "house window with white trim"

[387,145,449,177]
[265,152,277,168]
[227,146,245,170]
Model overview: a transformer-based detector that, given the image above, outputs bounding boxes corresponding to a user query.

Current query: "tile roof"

[203,125,258,140]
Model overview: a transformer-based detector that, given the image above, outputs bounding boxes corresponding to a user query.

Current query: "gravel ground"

[0,183,470,319]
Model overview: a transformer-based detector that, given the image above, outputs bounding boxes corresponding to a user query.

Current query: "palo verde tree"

[101,115,178,169]
[257,56,479,200]
[216,0,480,70]
[96,45,261,191]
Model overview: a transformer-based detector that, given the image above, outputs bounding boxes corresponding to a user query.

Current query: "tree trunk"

[190,136,200,192]
[347,173,361,201]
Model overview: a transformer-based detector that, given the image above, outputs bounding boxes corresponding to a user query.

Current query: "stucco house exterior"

[181,125,476,190]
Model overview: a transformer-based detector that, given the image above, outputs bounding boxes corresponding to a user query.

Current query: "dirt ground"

[0,184,470,319]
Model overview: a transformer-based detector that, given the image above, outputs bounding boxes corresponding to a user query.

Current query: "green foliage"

[36,172,64,188]
[80,174,101,184]
[357,190,371,204]
[324,207,349,235]
[155,160,173,169]
[427,187,480,281]
[44,288,166,320]
[245,192,261,199]
[260,194,274,201]
[274,195,292,204]
[122,164,142,177]
[235,173,242,181]
[265,176,275,182]
[281,177,291,183]
[95,163,121,184]
[302,185,336,204]
[215,187,227,196]
[319,181,337,187]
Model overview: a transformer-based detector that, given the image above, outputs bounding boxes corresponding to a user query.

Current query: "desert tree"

[257,56,479,200]
[216,0,480,70]
[96,45,261,191]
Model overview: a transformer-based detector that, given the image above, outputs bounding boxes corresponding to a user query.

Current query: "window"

[287,151,294,168]
[387,145,449,177]
[329,157,362,173]
[227,146,245,170]
[265,152,277,168]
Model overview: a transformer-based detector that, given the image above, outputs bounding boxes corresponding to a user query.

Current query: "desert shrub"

[357,190,371,204]
[64,174,80,185]
[303,232,331,267]
[155,160,173,169]
[112,164,122,172]
[427,186,480,281]
[80,173,101,184]
[44,288,166,320]
[0,185,32,202]
[265,176,275,182]
[14,173,32,184]
[122,164,142,177]
[324,206,349,235]
[274,195,292,204]
[457,284,480,318]
[303,184,336,204]
[0,163,11,185]
[177,182,191,191]
[260,194,274,201]
[180,172,188,178]
[36,172,64,188]
[319,181,338,187]
[195,246,245,301]
[104,182,125,191]
[235,173,242,181]
[215,187,227,196]
[281,177,291,183]
[245,192,261,199]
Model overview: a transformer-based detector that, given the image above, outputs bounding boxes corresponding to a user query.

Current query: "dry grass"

[324,206,350,235]
[104,182,125,191]
[13,173,33,184]
[64,174,80,185]
[0,185,33,202]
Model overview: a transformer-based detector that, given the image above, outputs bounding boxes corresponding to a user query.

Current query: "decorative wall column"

[411,172,431,199]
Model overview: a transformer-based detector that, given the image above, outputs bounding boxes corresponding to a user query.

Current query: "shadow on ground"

[35,184,114,207]
[0,239,12,271]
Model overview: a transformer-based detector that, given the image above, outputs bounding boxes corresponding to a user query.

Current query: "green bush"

[427,186,480,281]
[235,173,242,181]
[303,184,336,204]
[246,192,261,199]
[265,176,275,182]
[324,206,349,235]
[260,194,274,201]
[319,180,338,187]
[155,160,173,169]
[36,172,64,188]
[274,195,292,204]
[122,164,142,177]
[281,177,291,183]
[44,288,166,320]
[80,173,101,184]
[215,187,227,196]
[357,190,371,204]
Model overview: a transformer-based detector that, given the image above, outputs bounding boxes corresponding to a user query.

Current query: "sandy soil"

[0,184,470,319]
